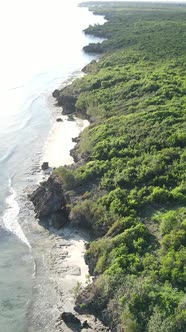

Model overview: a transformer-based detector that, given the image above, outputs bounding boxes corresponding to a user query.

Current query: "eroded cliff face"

[29,175,69,228]
[52,88,77,115]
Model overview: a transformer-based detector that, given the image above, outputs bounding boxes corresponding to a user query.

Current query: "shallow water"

[0,228,33,332]
[0,1,105,330]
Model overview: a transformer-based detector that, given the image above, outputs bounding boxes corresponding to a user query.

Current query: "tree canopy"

[55,2,186,331]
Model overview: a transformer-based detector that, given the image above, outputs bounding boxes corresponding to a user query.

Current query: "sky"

[79,0,186,2]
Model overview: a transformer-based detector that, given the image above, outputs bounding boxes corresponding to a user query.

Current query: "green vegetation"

[56,2,186,331]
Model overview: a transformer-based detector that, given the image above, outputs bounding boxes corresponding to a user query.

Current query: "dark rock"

[75,287,111,331]
[67,114,75,121]
[52,89,60,98]
[53,85,78,114]
[81,320,91,329]
[41,162,49,170]
[29,175,69,221]
[85,253,98,276]
[61,312,81,326]
[58,94,77,114]
[49,211,67,229]
[56,118,63,122]
[61,99,77,115]
[72,136,80,143]
[70,147,91,163]
[70,148,82,163]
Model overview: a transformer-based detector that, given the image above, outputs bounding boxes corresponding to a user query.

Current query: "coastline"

[27,87,110,332]
[28,3,186,332]
[26,14,109,332]
[0,3,109,332]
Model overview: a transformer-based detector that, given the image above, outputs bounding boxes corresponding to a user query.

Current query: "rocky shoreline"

[51,225,110,332]
[29,88,110,331]
[28,2,186,332]
[29,175,69,228]
[29,171,110,332]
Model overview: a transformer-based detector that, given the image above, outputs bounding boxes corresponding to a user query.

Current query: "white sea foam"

[2,178,31,249]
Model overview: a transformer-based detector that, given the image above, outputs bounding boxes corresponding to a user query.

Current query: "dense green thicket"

[82,1,186,57]
[55,2,186,331]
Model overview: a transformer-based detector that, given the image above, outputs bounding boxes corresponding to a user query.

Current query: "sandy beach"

[0,2,107,330]
[43,113,89,168]
[23,93,109,331]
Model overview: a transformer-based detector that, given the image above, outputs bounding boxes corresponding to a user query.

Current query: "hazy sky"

[80,0,186,2]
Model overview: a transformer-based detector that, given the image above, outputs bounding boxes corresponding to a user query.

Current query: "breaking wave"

[2,178,31,249]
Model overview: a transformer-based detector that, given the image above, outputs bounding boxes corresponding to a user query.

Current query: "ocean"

[0,1,105,331]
